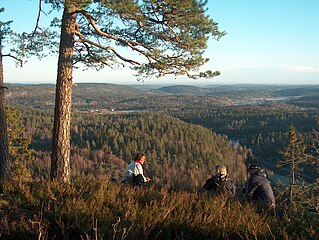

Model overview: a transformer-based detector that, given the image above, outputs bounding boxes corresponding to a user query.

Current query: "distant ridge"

[6,83,319,109]
[74,82,141,94]
[156,85,215,95]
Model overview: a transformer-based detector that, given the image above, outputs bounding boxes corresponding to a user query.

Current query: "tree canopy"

[45,0,225,78]
[36,0,226,183]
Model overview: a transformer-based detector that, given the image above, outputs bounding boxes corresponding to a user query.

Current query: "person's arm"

[246,180,260,200]
[136,163,149,182]
[203,178,214,190]
[230,182,236,196]
[122,162,134,182]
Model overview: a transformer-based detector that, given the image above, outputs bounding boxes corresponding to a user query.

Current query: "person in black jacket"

[245,165,276,214]
[203,164,236,197]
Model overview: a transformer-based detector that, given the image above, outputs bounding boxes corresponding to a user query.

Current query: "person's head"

[134,152,146,164]
[247,165,260,175]
[215,164,227,177]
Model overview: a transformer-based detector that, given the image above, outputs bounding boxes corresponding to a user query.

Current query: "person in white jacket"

[122,152,151,185]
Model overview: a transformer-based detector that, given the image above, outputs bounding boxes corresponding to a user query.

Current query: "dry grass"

[0,178,318,239]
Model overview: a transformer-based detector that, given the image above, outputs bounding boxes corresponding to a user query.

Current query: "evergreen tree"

[43,0,225,183]
[0,7,55,181]
[6,106,33,185]
[0,8,11,181]
[278,127,309,212]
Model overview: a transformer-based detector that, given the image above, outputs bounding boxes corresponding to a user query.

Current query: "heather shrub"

[0,177,318,239]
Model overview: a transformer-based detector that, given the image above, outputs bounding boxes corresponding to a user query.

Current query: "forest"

[1,83,319,239]
[7,106,249,189]
[5,83,319,182]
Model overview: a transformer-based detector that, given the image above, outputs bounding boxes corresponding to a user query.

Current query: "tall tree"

[45,0,225,183]
[278,127,308,212]
[0,7,54,181]
[6,106,33,185]
[0,9,11,180]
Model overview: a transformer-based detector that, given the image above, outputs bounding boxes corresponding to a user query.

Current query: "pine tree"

[6,106,33,185]
[42,0,225,183]
[278,126,308,212]
[0,7,54,181]
[0,9,11,180]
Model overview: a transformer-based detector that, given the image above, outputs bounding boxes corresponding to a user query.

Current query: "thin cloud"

[282,66,319,73]
[223,66,319,73]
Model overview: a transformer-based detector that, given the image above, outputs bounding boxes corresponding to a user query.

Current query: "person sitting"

[245,165,276,214]
[203,164,236,197]
[122,152,151,186]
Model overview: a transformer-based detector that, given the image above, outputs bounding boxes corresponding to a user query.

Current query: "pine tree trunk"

[51,2,77,183]
[289,128,297,211]
[0,39,10,181]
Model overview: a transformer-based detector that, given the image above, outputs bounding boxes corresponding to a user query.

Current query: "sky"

[1,0,319,85]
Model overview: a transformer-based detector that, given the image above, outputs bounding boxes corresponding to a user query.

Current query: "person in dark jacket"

[203,165,236,197]
[245,165,276,214]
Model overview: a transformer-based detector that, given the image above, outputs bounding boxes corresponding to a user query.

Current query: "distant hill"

[5,83,232,110]
[74,82,141,94]
[5,84,56,109]
[5,83,144,109]
[156,84,319,99]
[6,83,319,110]
[156,85,215,95]
[272,86,319,108]
[272,86,319,97]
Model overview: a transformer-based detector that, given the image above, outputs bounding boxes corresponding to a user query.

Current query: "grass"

[0,177,318,239]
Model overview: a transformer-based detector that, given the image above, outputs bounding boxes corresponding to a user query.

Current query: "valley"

[5,83,319,184]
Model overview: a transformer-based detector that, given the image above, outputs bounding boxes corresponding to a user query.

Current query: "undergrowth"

[0,177,318,239]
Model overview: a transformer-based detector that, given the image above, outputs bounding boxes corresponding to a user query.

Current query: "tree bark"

[51,2,77,183]
[0,38,10,181]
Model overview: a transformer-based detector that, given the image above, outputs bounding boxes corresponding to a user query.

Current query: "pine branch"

[74,31,140,65]
[31,0,43,37]
[2,53,23,66]
[73,9,171,66]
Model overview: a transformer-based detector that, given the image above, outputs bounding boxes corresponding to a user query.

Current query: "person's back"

[122,152,150,185]
[246,166,275,213]
[203,165,236,197]
[123,161,140,184]
[203,174,236,197]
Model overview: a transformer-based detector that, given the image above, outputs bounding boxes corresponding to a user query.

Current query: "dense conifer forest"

[20,109,248,189]
[5,83,319,181]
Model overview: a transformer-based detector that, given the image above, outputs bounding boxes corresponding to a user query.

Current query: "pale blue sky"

[1,0,319,85]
